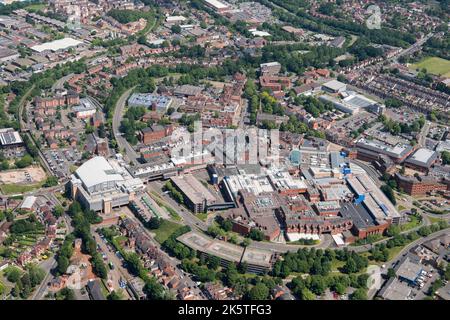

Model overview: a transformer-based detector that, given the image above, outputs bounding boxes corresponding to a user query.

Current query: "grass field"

[24,4,47,12]
[0,182,44,195]
[153,219,182,244]
[411,57,450,77]
[400,215,422,232]
[196,213,209,222]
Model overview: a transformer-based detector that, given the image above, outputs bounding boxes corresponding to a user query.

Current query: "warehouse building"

[322,80,347,93]
[0,128,23,148]
[31,37,84,53]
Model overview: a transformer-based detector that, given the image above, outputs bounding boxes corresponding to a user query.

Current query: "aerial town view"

[0,0,449,306]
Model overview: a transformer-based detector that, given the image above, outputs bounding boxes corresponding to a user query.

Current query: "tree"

[350,288,368,300]
[56,287,76,300]
[380,184,396,205]
[387,268,396,279]
[238,262,248,274]
[91,254,108,279]
[0,160,9,171]
[444,264,450,281]
[147,217,161,229]
[248,282,269,300]
[53,205,64,218]
[343,258,358,274]
[171,24,182,34]
[107,290,123,300]
[309,275,326,295]
[98,123,106,138]
[242,238,251,247]
[28,265,45,287]
[207,256,220,270]
[57,256,70,274]
[248,228,265,241]
[43,176,58,187]
[442,151,450,165]
[333,282,347,295]
[15,154,33,168]
[6,268,21,283]
[20,273,32,298]
[207,225,225,238]
[299,288,316,300]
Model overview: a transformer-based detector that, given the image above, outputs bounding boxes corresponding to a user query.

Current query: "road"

[30,257,57,300]
[112,208,205,299]
[91,228,134,299]
[51,73,74,91]
[384,228,449,272]
[418,120,431,147]
[18,85,35,132]
[390,32,435,64]
[112,87,139,164]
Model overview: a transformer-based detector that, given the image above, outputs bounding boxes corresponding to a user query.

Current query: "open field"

[0,165,46,184]
[0,182,44,195]
[24,3,47,12]
[411,57,450,77]
[152,219,182,244]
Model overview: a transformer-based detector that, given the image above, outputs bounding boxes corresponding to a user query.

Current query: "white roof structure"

[0,129,22,146]
[406,148,437,167]
[31,37,83,53]
[260,62,281,67]
[166,15,187,23]
[249,29,271,37]
[204,0,229,10]
[322,80,347,92]
[75,156,124,191]
[20,196,37,210]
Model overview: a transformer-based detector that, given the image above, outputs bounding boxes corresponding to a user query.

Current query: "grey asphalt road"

[112,87,139,165]
[30,257,57,300]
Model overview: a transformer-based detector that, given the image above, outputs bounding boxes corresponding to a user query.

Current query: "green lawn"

[153,219,183,244]
[24,3,47,12]
[196,213,208,222]
[400,215,421,231]
[411,57,450,77]
[429,216,446,224]
[0,182,44,195]
[148,192,181,221]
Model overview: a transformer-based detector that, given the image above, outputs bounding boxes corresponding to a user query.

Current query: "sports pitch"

[411,57,450,77]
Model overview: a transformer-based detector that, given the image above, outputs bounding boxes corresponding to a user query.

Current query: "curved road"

[112,87,138,165]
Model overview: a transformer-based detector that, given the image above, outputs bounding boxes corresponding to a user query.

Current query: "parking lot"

[405,262,438,300]
[44,148,82,178]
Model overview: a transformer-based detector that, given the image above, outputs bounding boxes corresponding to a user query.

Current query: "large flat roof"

[396,257,423,282]
[0,129,22,146]
[322,80,346,91]
[242,247,273,268]
[177,231,243,263]
[31,37,83,53]
[171,174,216,204]
[204,0,229,9]
[405,148,437,167]
[75,156,124,189]
[177,231,275,268]
[356,138,413,159]
[379,278,412,300]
